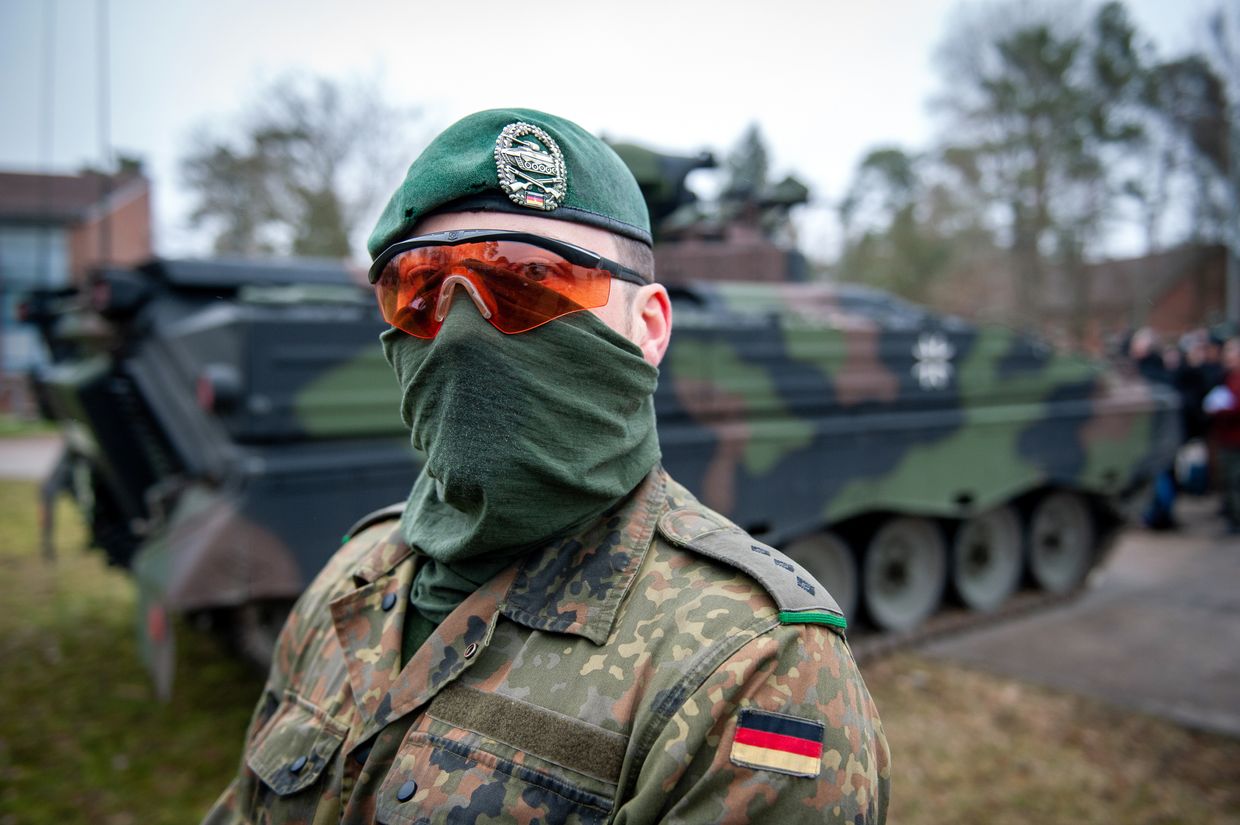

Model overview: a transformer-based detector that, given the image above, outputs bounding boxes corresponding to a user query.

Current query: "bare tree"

[181,75,423,260]
[724,123,770,199]
[1202,4,1240,321]
[836,145,996,303]
[928,1,1180,344]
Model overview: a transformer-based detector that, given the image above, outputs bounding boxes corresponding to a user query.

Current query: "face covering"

[380,298,660,623]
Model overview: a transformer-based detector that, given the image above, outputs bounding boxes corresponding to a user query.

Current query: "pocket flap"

[246,696,346,796]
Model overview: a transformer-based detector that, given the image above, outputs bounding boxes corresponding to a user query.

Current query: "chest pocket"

[245,694,347,819]
[375,684,622,825]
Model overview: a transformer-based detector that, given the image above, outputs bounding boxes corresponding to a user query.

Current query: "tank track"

[811,496,1126,662]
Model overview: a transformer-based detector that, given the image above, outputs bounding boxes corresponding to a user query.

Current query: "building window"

[0,225,69,372]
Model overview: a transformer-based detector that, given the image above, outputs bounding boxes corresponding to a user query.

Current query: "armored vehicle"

[26,253,1178,694]
[24,150,1179,689]
[659,281,1177,630]
[24,259,415,693]
[614,142,1179,630]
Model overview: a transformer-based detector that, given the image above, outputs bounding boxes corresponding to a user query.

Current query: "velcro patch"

[729,709,824,778]
[426,683,627,784]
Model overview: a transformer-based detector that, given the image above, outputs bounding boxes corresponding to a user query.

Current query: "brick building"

[926,243,1228,354]
[0,167,152,410]
[1075,244,1228,344]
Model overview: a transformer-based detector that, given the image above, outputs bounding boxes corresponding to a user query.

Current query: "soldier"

[204,109,890,824]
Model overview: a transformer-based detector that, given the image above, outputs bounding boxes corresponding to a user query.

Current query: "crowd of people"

[1126,326,1240,534]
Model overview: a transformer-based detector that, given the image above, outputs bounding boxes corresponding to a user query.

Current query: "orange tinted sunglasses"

[368,230,650,339]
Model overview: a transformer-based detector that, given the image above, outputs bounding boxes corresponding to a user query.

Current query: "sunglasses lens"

[375,252,446,338]
[375,241,613,337]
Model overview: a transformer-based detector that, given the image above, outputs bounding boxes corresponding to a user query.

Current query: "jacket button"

[289,755,308,774]
[381,592,397,611]
[463,642,479,659]
[396,779,418,802]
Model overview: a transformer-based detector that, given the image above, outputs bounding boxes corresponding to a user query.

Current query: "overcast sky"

[0,0,1223,262]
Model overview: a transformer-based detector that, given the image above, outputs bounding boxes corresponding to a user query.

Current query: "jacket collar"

[349,523,414,586]
[345,467,667,645]
[501,467,666,644]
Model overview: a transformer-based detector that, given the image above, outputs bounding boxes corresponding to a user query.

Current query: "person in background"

[1174,331,1214,495]
[1201,330,1231,503]
[1203,332,1227,390]
[1129,327,1170,384]
[1162,343,1182,374]
[1178,331,1214,440]
[1130,328,1178,529]
[1206,338,1240,533]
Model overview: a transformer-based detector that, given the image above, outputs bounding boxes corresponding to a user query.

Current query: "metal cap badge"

[494,122,567,211]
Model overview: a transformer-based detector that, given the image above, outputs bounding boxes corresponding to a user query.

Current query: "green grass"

[0,414,58,439]
[867,655,1240,825]
[0,481,264,825]
[0,479,1237,824]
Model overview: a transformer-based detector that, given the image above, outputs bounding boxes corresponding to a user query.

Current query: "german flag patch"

[729,709,824,778]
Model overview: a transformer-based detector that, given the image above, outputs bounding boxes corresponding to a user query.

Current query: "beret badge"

[494,122,567,211]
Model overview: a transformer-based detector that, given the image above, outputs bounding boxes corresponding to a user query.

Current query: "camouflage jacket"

[203,468,890,824]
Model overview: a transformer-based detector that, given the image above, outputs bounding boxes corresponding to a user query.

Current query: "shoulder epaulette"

[342,502,405,543]
[658,508,847,632]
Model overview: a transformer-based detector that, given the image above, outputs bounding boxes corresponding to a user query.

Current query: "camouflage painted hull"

[657,283,1177,543]
[25,262,1179,682]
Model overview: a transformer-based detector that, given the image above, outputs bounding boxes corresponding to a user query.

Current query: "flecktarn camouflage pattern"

[655,281,1179,628]
[203,469,890,824]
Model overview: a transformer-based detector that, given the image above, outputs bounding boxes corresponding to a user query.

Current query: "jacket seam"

[279,689,350,739]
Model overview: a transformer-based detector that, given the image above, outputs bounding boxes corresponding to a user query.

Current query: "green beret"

[368,108,652,259]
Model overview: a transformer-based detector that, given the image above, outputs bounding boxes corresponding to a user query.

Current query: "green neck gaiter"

[380,300,661,623]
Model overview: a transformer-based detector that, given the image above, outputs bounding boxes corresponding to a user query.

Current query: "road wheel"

[863,517,947,632]
[951,505,1024,612]
[1027,491,1095,594]
[784,531,858,621]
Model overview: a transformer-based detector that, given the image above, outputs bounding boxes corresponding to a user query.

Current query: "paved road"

[924,496,1240,738]
[0,435,62,480]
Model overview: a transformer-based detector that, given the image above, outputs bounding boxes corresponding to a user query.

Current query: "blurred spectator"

[1130,328,1177,529]
[1173,331,1214,495]
[1177,331,1214,442]
[1161,344,1182,374]
[1202,333,1226,389]
[1129,328,1169,384]
[1205,338,1240,533]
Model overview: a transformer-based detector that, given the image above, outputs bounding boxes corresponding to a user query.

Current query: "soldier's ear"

[633,284,672,367]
